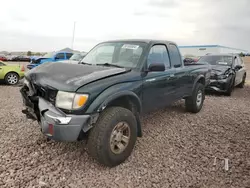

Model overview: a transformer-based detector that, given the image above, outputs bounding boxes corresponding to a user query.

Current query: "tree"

[239,52,245,57]
[27,51,32,56]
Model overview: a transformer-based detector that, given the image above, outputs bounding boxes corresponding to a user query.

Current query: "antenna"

[71,21,76,50]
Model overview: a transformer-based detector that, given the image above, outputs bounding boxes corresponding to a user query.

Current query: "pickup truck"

[20,39,211,167]
[27,51,73,70]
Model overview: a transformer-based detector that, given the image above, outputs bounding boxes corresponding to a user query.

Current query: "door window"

[147,45,170,69]
[66,53,73,59]
[236,56,243,65]
[168,44,182,68]
[55,53,65,59]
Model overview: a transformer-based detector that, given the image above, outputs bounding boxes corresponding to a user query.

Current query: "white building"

[178,45,248,57]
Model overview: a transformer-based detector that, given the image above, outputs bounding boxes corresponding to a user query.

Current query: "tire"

[5,72,19,85]
[87,107,137,167]
[185,83,205,113]
[238,73,246,88]
[225,78,235,96]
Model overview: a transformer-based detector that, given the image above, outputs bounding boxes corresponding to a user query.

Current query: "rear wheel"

[185,83,205,113]
[87,107,137,167]
[238,73,246,88]
[5,72,19,85]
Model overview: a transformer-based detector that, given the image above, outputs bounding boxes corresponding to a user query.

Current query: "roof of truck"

[102,39,175,44]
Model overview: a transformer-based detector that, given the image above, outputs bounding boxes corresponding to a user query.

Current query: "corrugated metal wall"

[179,47,219,57]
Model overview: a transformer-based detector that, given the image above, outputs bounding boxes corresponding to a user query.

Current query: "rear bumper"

[205,78,231,92]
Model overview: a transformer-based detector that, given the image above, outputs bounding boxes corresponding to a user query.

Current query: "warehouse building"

[178,45,248,57]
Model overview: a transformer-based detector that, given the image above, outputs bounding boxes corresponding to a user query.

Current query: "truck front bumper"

[39,98,91,141]
[22,95,93,142]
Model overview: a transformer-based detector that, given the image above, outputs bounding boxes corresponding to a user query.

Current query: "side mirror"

[148,63,165,72]
[235,65,242,70]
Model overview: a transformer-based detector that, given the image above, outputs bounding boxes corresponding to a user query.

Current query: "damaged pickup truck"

[20,39,211,167]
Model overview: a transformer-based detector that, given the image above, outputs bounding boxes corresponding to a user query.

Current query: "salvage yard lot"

[0,60,250,187]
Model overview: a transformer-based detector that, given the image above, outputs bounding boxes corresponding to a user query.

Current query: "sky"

[0,0,250,52]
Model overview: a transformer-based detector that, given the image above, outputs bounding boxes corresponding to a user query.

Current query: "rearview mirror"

[148,63,165,72]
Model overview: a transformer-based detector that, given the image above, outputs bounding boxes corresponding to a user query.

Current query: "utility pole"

[71,21,76,50]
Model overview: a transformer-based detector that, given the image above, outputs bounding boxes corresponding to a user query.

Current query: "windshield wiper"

[96,63,124,68]
[79,61,92,65]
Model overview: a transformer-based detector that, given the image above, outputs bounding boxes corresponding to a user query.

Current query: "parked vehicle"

[183,57,198,65]
[0,61,25,85]
[197,53,247,95]
[58,52,87,64]
[0,56,7,61]
[27,52,73,69]
[6,55,17,61]
[20,39,211,167]
[12,55,30,62]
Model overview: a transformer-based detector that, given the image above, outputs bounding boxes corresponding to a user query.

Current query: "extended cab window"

[55,53,65,59]
[168,44,182,68]
[147,45,170,69]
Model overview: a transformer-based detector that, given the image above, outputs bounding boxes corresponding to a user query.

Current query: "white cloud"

[0,0,249,52]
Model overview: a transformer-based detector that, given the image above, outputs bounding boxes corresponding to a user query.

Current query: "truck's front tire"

[87,107,137,167]
[185,83,205,113]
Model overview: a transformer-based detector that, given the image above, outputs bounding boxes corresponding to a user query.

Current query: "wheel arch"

[192,75,205,93]
[87,91,143,137]
[4,71,20,79]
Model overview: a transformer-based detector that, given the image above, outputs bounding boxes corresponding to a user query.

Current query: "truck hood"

[25,62,130,92]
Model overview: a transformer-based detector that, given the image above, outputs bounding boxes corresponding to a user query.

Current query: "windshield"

[70,53,85,61]
[43,52,55,58]
[198,55,233,66]
[80,42,145,68]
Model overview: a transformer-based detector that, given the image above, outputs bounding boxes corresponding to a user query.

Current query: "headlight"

[56,91,88,110]
[217,74,229,80]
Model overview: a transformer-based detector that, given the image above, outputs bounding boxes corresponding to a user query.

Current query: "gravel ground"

[0,84,250,188]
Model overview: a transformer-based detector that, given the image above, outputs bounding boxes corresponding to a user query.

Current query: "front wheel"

[185,83,205,113]
[225,78,235,96]
[87,107,137,167]
[5,72,19,85]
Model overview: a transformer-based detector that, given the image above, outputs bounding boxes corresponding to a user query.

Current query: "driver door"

[142,44,177,113]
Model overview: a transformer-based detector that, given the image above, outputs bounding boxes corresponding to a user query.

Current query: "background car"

[58,52,87,64]
[183,57,198,65]
[0,60,25,85]
[197,53,247,95]
[0,55,7,61]
[12,55,30,62]
[27,51,73,69]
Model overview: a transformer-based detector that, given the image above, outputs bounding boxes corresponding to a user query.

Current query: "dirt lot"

[0,61,250,187]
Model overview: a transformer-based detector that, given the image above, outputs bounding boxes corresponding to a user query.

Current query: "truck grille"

[33,84,57,105]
